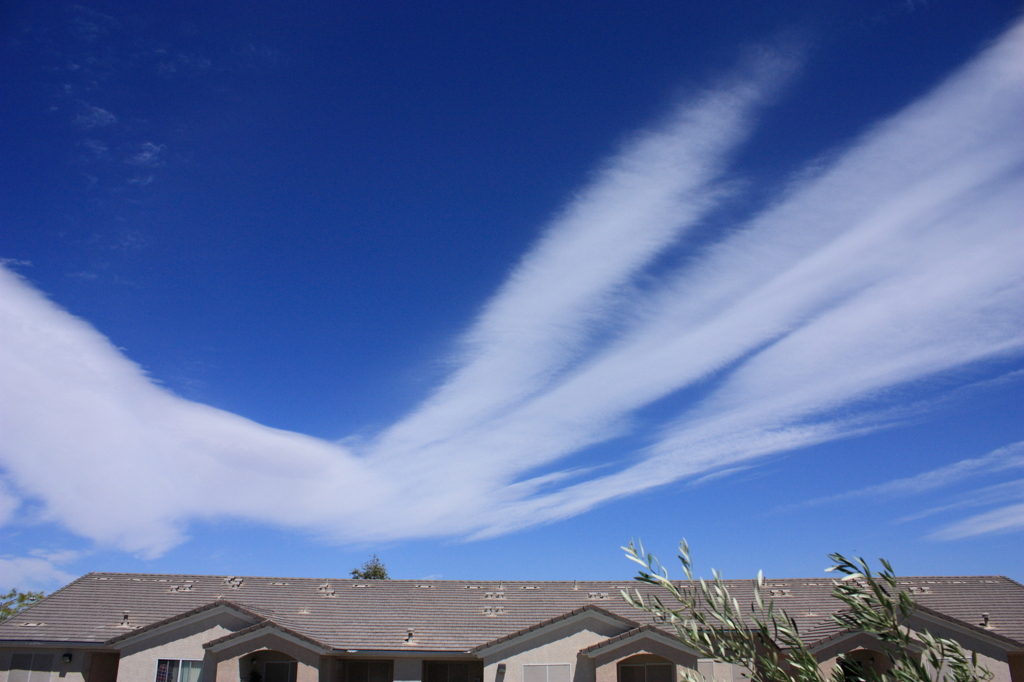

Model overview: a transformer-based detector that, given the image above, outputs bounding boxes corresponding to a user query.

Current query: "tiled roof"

[470,605,639,653]
[580,625,679,654]
[0,573,1020,652]
[103,600,267,645]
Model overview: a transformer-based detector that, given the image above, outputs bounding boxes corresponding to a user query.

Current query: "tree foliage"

[0,588,45,622]
[350,554,389,580]
[622,540,992,682]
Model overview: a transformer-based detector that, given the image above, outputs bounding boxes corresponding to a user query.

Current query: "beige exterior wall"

[591,641,698,682]
[209,630,320,682]
[814,629,1013,682]
[480,618,628,682]
[0,647,98,682]
[114,612,254,682]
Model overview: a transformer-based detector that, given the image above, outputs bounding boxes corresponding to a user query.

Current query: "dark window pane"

[348,661,369,682]
[264,662,292,682]
[619,666,643,682]
[449,664,469,682]
[646,665,673,682]
[368,661,392,682]
[9,654,32,682]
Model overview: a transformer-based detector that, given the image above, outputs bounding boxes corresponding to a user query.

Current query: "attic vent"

[908,586,931,595]
[416,584,433,588]
[980,580,998,584]
[223,577,244,589]
[520,585,538,590]
[465,585,482,589]
[484,592,505,600]
[20,622,45,627]
[130,578,142,582]
[168,584,193,593]
[270,582,289,586]
[769,589,792,597]
[95,577,110,580]
[587,592,609,600]
[323,589,337,598]
[317,582,332,592]
[482,606,506,616]
[298,607,311,615]
[352,583,372,588]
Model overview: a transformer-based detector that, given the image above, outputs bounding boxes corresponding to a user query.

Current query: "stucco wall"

[591,641,698,682]
[209,630,320,682]
[115,612,254,682]
[815,629,1012,682]
[481,618,627,682]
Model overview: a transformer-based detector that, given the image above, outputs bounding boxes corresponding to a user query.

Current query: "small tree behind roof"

[1,589,45,622]
[350,554,389,580]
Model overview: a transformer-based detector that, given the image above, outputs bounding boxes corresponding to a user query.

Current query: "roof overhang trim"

[107,602,263,648]
[204,621,330,655]
[580,627,701,658]
[473,606,638,657]
[910,607,1024,651]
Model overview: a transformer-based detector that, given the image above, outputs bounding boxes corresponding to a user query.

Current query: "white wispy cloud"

[75,105,116,129]
[125,142,165,167]
[0,20,1022,559]
[785,441,1024,510]
[931,502,1024,541]
[901,478,1024,524]
[0,550,79,592]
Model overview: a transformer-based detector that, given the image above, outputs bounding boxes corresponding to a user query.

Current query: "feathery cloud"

[0,21,1022,556]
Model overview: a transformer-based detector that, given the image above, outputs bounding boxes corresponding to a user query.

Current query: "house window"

[523,665,571,682]
[344,660,393,682]
[155,659,203,682]
[264,662,297,682]
[423,661,483,682]
[618,664,673,682]
[9,653,54,682]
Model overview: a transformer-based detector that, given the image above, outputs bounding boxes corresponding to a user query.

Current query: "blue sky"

[1,0,1022,592]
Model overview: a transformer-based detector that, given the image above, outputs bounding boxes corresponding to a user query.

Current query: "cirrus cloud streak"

[1,21,1023,557]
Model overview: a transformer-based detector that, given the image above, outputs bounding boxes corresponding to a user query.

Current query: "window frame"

[617,662,674,682]
[9,653,54,682]
[522,663,572,682]
[153,658,203,682]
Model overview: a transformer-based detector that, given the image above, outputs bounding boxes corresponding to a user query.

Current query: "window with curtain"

[155,659,202,682]
[9,653,54,682]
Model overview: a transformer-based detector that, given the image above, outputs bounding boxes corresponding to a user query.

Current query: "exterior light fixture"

[62,654,72,664]
[497,665,506,675]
